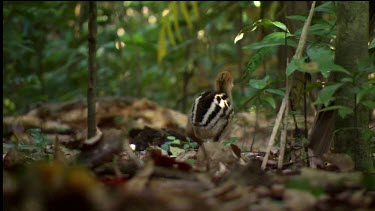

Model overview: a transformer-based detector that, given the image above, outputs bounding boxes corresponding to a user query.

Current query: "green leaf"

[294,22,335,37]
[241,145,247,151]
[170,146,185,156]
[189,142,198,149]
[314,83,344,107]
[356,85,375,104]
[172,139,181,145]
[3,143,16,149]
[340,77,353,83]
[286,15,307,22]
[254,19,289,32]
[307,44,351,77]
[318,105,353,119]
[246,48,270,76]
[265,88,285,96]
[337,107,354,119]
[286,57,306,76]
[237,19,289,37]
[369,37,375,50]
[361,100,375,109]
[306,82,325,92]
[223,137,238,146]
[161,142,170,151]
[314,1,336,14]
[183,143,190,150]
[286,177,325,197]
[249,75,270,89]
[185,159,196,166]
[243,32,297,50]
[264,96,276,109]
[167,136,176,141]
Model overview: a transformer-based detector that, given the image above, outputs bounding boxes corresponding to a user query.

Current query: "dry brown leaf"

[175,149,197,162]
[124,160,155,193]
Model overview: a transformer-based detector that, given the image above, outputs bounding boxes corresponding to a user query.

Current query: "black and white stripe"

[190,91,234,141]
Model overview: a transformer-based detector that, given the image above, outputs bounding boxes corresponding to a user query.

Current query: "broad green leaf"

[236,19,290,41]
[369,37,375,50]
[264,96,276,109]
[254,19,289,32]
[318,105,346,112]
[243,39,297,50]
[246,48,270,76]
[183,143,190,150]
[361,100,375,109]
[161,142,170,151]
[171,139,181,145]
[286,57,306,76]
[243,32,297,50]
[340,77,353,83]
[188,142,198,149]
[266,88,285,96]
[321,63,350,78]
[170,146,185,156]
[249,75,270,90]
[294,22,335,37]
[314,1,336,14]
[357,56,375,73]
[307,44,351,77]
[314,83,344,107]
[338,107,354,119]
[3,143,16,149]
[223,137,238,146]
[318,105,353,119]
[185,159,196,165]
[286,15,307,22]
[286,177,325,197]
[306,82,325,92]
[167,136,176,141]
[264,32,294,39]
[356,85,375,104]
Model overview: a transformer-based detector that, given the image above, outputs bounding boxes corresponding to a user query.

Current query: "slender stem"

[261,1,316,170]
[87,1,97,138]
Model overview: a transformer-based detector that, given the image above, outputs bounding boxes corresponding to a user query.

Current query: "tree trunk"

[87,1,97,138]
[334,1,374,173]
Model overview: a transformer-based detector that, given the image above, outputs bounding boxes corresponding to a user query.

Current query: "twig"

[261,1,316,170]
[87,1,97,138]
[278,75,289,169]
[261,86,289,170]
[123,136,144,168]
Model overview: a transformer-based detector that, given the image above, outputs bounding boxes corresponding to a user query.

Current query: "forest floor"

[3,97,375,211]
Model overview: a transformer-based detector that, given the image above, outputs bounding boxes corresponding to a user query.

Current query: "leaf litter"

[3,98,375,211]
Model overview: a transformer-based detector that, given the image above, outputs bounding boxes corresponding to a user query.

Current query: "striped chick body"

[190,90,234,142]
